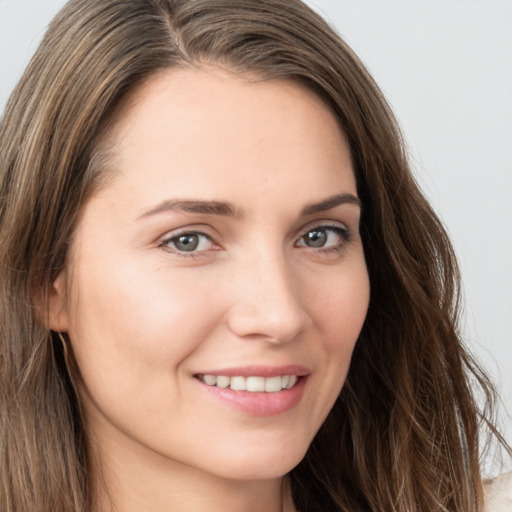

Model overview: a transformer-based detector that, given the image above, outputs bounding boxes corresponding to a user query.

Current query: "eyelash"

[158,229,217,259]
[158,223,352,258]
[296,224,352,254]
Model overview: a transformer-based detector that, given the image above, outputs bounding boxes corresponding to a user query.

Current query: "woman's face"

[50,68,370,481]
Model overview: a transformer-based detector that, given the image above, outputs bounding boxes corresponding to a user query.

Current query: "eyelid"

[155,220,353,258]
[294,221,352,251]
[296,220,350,239]
[157,227,221,256]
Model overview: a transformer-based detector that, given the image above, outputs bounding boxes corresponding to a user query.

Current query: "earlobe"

[47,270,70,332]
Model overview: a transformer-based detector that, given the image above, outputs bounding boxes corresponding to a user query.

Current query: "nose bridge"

[227,245,309,342]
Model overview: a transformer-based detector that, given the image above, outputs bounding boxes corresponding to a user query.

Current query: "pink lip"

[196,364,310,378]
[194,365,310,417]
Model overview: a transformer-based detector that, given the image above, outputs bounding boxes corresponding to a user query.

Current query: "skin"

[48,67,370,512]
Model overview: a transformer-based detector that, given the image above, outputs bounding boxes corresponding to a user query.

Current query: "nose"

[226,252,311,343]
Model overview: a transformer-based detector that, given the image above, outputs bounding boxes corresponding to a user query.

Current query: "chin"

[196,437,310,482]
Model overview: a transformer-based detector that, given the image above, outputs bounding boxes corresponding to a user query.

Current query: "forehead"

[88,66,355,214]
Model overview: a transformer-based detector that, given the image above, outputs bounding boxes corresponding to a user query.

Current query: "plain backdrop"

[1,0,511,472]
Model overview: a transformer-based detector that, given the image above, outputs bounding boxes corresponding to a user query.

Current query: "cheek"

[311,258,370,349]
[66,255,220,389]
[303,257,369,413]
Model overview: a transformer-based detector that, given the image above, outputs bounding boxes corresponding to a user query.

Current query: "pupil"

[175,234,199,251]
[306,229,327,248]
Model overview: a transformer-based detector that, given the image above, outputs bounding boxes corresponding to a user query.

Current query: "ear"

[47,270,70,332]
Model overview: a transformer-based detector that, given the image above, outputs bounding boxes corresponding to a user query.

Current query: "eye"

[296,225,350,250]
[160,231,215,254]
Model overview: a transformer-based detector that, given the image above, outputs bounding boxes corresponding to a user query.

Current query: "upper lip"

[194,365,310,378]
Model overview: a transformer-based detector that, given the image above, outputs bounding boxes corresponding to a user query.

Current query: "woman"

[0,0,509,511]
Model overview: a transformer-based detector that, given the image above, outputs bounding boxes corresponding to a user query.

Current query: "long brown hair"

[0,1,507,511]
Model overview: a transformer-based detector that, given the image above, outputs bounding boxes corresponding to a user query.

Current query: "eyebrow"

[138,200,242,219]
[301,193,361,215]
[137,192,361,220]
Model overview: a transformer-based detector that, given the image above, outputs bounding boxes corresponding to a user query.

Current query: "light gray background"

[1,0,511,472]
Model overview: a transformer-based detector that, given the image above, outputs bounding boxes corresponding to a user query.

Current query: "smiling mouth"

[196,374,299,392]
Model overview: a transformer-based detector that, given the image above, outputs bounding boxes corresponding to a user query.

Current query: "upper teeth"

[199,374,298,392]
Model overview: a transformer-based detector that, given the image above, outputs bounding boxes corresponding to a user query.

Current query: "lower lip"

[197,376,308,416]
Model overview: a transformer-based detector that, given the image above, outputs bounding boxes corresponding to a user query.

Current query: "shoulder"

[484,472,512,512]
